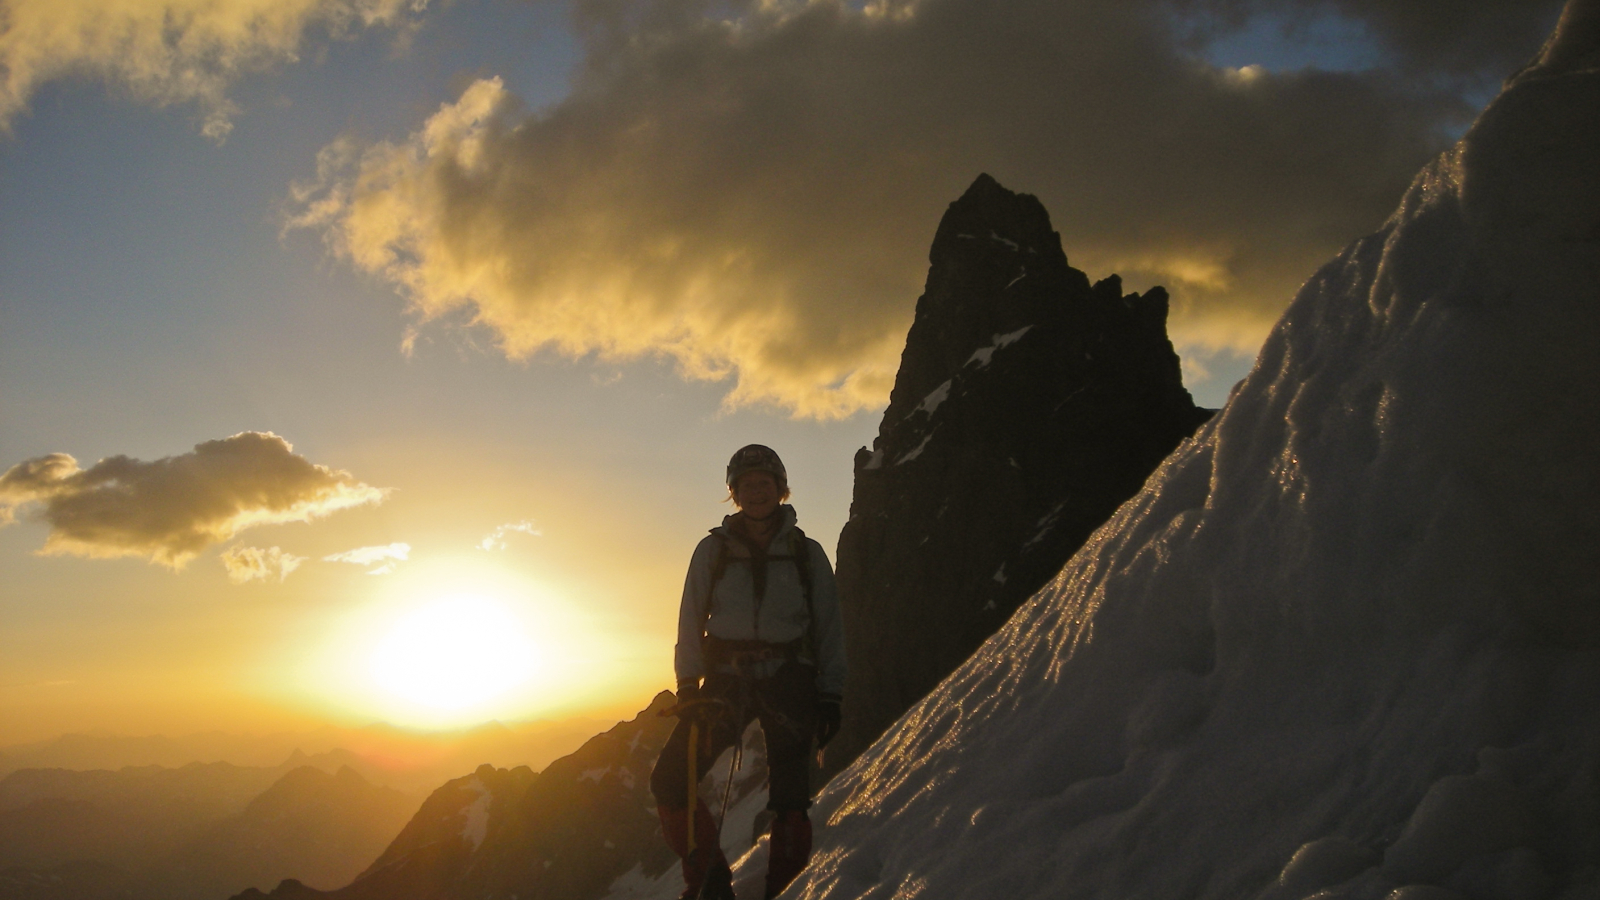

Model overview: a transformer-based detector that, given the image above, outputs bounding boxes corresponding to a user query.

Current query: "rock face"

[828,173,1212,771]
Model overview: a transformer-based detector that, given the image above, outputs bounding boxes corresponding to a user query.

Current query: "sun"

[293,552,657,731]
[296,555,595,730]
[367,593,537,715]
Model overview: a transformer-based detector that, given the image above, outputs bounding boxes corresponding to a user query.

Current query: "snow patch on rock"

[916,380,952,416]
[459,777,492,852]
[894,432,935,465]
[965,326,1034,369]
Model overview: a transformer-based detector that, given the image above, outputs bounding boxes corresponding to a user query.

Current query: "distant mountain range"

[0,715,612,900]
[1,760,298,872]
[0,718,607,795]
[0,763,413,900]
[230,694,686,900]
[142,765,417,899]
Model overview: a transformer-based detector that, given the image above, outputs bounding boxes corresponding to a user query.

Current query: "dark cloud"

[1173,0,1565,80]
[0,432,386,568]
[290,0,1560,416]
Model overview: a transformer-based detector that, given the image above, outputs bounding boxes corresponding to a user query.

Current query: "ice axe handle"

[686,720,698,857]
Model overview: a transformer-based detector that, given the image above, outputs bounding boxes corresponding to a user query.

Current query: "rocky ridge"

[827,173,1212,772]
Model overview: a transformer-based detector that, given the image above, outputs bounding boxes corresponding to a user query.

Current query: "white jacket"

[674,505,846,699]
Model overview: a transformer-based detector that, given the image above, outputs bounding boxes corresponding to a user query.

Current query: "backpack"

[705,525,816,655]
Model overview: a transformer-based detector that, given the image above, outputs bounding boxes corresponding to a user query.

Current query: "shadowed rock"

[826,173,1212,773]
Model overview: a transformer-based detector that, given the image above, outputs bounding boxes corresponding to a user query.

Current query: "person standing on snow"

[650,444,846,900]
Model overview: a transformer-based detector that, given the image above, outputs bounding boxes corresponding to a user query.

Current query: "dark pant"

[651,662,819,812]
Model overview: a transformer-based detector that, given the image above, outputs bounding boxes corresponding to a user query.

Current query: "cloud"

[221,545,308,584]
[324,542,411,565]
[0,0,423,140]
[478,520,540,551]
[324,541,411,570]
[288,0,1557,416]
[1171,0,1565,81]
[0,431,387,568]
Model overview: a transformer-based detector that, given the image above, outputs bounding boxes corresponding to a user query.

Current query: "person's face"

[733,470,780,520]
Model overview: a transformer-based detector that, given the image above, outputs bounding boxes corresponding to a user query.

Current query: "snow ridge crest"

[793,4,1600,899]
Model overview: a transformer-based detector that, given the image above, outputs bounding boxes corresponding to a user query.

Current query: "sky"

[0,0,1564,745]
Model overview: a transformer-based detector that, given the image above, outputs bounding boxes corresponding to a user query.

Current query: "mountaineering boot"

[698,856,735,900]
[764,809,813,899]
[658,802,731,899]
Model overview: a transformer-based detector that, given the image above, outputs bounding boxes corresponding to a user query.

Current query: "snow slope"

[769,4,1600,899]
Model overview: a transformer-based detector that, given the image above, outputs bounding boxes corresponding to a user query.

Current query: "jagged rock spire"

[827,173,1211,773]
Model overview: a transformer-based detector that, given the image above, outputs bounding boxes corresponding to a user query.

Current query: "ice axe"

[661,696,739,898]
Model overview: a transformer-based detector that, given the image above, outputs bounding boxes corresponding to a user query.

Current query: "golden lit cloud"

[478,520,540,551]
[287,0,1487,415]
[323,542,411,566]
[221,545,308,584]
[0,431,387,568]
[0,0,423,140]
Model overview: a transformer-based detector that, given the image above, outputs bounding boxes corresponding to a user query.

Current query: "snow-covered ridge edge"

[770,3,1600,899]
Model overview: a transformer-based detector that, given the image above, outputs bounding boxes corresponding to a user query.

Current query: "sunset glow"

[0,0,1530,752]
[367,594,538,720]
[291,557,602,730]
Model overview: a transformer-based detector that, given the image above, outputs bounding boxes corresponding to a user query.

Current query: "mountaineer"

[650,444,846,900]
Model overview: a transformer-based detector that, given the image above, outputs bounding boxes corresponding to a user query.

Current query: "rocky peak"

[827,174,1212,773]
[886,172,1084,414]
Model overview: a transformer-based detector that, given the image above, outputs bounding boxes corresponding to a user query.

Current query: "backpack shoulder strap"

[790,527,817,654]
[705,529,732,610]
[789,527,814,608]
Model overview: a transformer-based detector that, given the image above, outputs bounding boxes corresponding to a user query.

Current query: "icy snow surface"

[767,7,1600,899]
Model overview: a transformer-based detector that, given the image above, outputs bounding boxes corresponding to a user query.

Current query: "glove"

[816,697,842,749]
[676,679,701,706]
